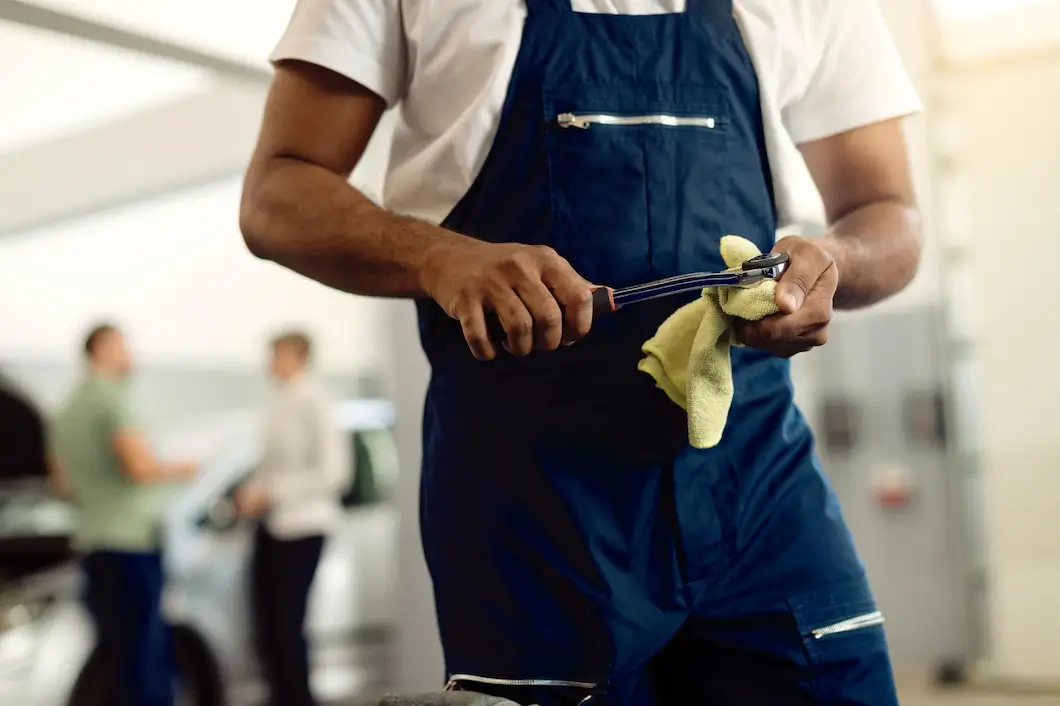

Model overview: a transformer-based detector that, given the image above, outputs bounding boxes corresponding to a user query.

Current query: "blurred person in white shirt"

[235,330,349,706]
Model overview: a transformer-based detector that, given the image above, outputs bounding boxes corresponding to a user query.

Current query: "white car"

[0,398,400,706]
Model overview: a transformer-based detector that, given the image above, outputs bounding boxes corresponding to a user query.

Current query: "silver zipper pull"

[557,113,590,129]
[810,611,886,639]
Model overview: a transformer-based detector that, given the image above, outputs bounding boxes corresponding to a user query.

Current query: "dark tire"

[67,625,225,706]
[66,643,114,706]
[174,625,226,706]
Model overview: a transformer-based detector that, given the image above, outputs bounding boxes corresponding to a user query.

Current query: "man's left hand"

[734,236,838,358]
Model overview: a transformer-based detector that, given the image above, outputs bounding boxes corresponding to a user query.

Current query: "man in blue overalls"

[242,1,924,702]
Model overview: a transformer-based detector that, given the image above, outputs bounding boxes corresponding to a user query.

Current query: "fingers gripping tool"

[485,252,790,341]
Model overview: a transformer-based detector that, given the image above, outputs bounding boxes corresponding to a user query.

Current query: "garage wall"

[0,177,387,373]
[0,104,395,370]
[0,102,397,428]
[942,52,1060,683]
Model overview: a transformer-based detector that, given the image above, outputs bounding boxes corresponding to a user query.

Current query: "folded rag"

[637,235,781,449]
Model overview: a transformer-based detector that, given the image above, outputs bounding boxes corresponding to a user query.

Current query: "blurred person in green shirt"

[50,323,196,706]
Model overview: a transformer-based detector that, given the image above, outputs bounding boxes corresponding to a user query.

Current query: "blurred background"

[0,0,1057,704]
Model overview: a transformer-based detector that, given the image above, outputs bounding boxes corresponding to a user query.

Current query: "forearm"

[817,200,923,310]
[240,157,474,298]
[47,455,73,500]
[134,462,191,485]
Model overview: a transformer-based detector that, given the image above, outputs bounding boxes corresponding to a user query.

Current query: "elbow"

[240,163,285,261]
[897,204,926,290]
[239,183,275,261]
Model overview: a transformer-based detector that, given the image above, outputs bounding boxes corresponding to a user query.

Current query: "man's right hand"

[420,241,596,361]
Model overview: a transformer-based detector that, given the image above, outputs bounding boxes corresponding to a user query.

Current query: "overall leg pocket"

[788,576,900,706]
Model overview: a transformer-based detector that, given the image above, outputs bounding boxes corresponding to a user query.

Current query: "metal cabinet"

[792,307,970,672]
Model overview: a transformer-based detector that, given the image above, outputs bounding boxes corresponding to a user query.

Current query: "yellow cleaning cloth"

[637,236,781,449]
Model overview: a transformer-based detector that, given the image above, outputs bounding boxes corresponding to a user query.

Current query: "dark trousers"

[250,523,325,706]
[80,550,175,706]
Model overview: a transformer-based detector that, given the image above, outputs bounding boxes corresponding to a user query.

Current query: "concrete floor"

[339,689,1060,706]
[900,688,1060,706]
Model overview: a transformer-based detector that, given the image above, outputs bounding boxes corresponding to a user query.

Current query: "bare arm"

[47,454,72,499]
[240,61,473,298]
[112,430,195,485]
[799,118,924,310]
[737,118,924,357]
[240,61,594,359]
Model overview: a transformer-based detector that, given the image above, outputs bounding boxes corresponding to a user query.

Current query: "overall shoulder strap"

[687,0,735,25]
[524,0,572,13]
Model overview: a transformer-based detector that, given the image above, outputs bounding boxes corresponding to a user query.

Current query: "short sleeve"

[782,0,923,145]
[101,387,137,437]
[270,0,408,107]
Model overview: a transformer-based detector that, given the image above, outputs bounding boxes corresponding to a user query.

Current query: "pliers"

[486,252,789,340]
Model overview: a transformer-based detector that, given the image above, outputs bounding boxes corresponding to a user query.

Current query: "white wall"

[877,0,939,315]
[0,106,397,375]
[943,54,1060,683]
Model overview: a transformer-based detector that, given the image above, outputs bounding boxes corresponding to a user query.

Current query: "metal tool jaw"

[736,251,789,287]
[609,252,789,309]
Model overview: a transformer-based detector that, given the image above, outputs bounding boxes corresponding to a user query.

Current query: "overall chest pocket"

[543,82,730,288]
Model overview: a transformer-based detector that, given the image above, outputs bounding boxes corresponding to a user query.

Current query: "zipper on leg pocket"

[446,674,600,705]
[556,112,721,130]
[809,611,885,640]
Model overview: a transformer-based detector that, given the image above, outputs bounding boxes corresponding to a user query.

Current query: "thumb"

[775,270,811,314]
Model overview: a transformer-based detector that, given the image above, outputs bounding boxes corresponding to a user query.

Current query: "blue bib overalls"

[416,1,900,703]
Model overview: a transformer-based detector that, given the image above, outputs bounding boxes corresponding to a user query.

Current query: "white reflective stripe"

[811,611,886,640]
[446,673,597,690]
[557,112,718,129]
[570,0,687,15]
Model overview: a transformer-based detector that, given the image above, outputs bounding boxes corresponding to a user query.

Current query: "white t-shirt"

[256,377,350,539]
[271,0,922,232]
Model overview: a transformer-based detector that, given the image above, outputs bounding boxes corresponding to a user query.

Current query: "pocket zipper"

[557,112,719,130]
[810,610,886,640]
[446,674,599,705]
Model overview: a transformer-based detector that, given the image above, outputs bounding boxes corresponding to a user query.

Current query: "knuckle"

[557,287,591,307]
[538,309,563,329]
[756,323,779,343]
[507,314,533,336]
[532,244,560,262]
[454,284,481,306]
[511,250,540,273]
[789,272,813,294]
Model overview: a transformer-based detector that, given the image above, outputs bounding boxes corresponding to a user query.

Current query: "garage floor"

[333,689,1060,706]
[900,691,1060,706]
